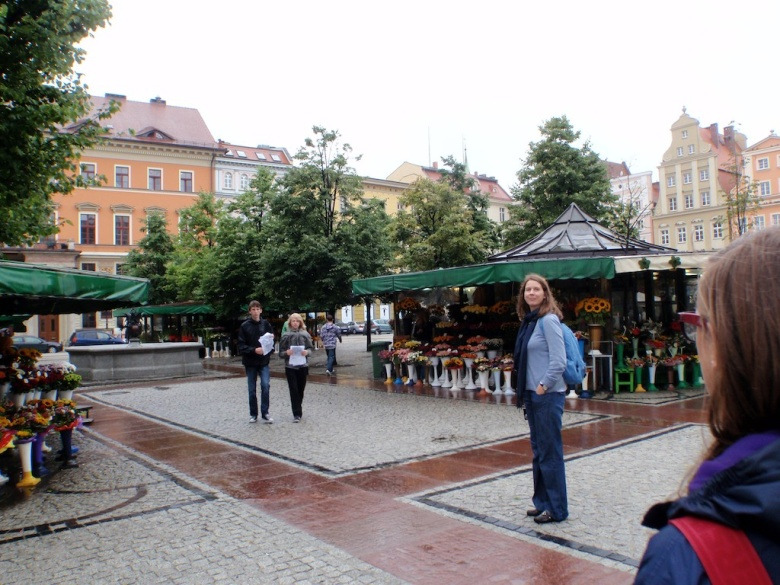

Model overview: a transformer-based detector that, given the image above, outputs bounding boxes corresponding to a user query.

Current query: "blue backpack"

[540,318,587,385]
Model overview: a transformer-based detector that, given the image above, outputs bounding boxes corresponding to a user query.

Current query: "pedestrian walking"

[513,274,568,524]
[278,313,313,423]
[236,300,275,423]
[320,314,342,375]
[635,227,780,584]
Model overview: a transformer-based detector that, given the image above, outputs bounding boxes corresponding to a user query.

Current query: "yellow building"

[655,109,746,251]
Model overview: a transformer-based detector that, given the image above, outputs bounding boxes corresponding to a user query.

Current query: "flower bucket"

[502,370,515,394]
[15,438,40,488]
[383,363,393,384]
[647,364,658,392]
[634,366,646,392]
[676,363,689,389]
[477,371,490,393]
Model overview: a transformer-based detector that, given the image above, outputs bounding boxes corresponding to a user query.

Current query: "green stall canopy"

[0,260,149,315]
[113,302,214,317]
[352,257,615,295]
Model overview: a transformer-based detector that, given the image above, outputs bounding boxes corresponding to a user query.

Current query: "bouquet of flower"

[434,321,454,329]
[9,366,43,394]
[473,357,492,372]
[378,349,394,363]
[15,348,42,369]
[499,355,514,371]
[668,332,686,348]
[59,372,82,392]
[7,401,52,440]
[641,319,662,339]
[488,301,512,316]
[644,354,659,366]
[460,352,477,360]
[613,332,629,343]
[414,354,430,365]
[461,305,488,315]
[444,357,463,369]
[403,351,420,364]
[663,356,685,367]
[433,334,454,344]
[647,339,666,350]
[51,399,80,431]
[397,297,421,312]
[466,335,488,345]
[625,358,646,368]
[627,325,642,340]
[485,338,503,350]
[575,297,611,326]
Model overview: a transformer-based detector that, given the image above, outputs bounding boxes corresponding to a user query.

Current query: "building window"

[81,263,96,271]
[116,263,126,275]
[757,158,769,170]
[80,163,96,180]
[240,174,249,190]
[80,213,96,244]
[676,147,683,157]
[667,175,676,187]
[754,216,765,231]
[772,213,780,226]
[499,207,505,222]
[224,172,233,189]
[701,191,711,206]
[115,215,130,245]
[685,193,694,209]
[677,226,687,244]
[179,171,193,192]
[682,130,688,139]
[271,154,282,162]
[759,181,771,196]
[660,229,670,245]
[668,197,677,211]
[694,225,704,242]
[713,222,723,239]
[115,166,129,188]
[148,168,162,190]
[81,312,97,328]
[700,169,709,181]
[688,145,695,154]
[683,172,692,184]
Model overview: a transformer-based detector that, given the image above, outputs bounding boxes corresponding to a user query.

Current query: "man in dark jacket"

[237,300,274,423]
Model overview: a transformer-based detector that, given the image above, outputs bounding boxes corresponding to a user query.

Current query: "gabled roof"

[488,203,674,261]
[68,94,219,150]
[217,141,293,166]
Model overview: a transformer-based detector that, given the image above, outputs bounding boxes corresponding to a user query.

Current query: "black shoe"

[533,511,559,524]
[293,416,301,423]
[526,508,542,517]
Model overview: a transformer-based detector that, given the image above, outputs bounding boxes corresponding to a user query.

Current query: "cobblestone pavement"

[0,334,711,584]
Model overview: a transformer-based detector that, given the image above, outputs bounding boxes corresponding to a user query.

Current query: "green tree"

[259,127,391,314]
[124,213,175,305]
[199,169,279,318]
[503,116,616,246]
[388,178,490,271]
[167,192,224,301]
[722,152,761,239]
[0,0,115,245]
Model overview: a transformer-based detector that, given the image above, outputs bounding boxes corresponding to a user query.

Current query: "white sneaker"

[261,414,273,424]
[249,416,257,423]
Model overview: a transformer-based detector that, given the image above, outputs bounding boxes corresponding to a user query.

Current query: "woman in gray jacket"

[278,313,314,422]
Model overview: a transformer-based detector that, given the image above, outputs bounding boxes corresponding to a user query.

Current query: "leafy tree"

[259,127,391,315]
[199,169,280,318]
[503,116,616,246]
[123,213,175,305]
[166,192,224,301]
[722,153,761,239]
[611,177,655,245]
[0,0,115,245]
[388,178,491,271]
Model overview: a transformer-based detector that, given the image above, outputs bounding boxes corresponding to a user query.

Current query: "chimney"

[432,161,438,169]
[709,123,719,145]
[105,93,126,101]
[150,97,166,105]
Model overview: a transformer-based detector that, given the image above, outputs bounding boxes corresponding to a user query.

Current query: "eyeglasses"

[678,312,707,343]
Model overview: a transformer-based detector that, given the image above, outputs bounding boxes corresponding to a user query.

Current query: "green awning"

[113,302,214,317]
[352,257,615,295]
[0,260,149,314]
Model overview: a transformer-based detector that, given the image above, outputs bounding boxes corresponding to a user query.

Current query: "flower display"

[397,297,421,312]
[402,351,421,364]
[51,399,80,431]
[499,355,514,371]
[627,325,642,339]
[575,297,612,325]
[625,358,645,368]
[461,305,488,315]
[484,338,503,350]
[7,401,52,439]
[460,352,477,359]
[488,301,512,316]
[378,349,394,363]
[433,334,454,344]
[434,321,454,329]
[644,354,659,365]
[428,304,446,316]
[473,357,492,372]
[466,335,488,344]
[444,357,463,369]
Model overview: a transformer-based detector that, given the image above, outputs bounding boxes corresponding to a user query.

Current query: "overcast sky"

[77,0,779,189]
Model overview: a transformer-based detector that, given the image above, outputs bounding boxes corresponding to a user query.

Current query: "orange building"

[743,133,780,230]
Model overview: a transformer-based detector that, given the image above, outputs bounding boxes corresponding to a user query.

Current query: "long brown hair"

[698,227,780,460]
[516,273,563,320]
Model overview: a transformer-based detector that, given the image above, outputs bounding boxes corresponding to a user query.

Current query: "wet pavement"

[0,335,710,584]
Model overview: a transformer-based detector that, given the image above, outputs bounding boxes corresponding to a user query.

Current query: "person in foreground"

[513,274,568,524]
[237,300,274,424]
[278,313,313,422]
[635,227,780,584]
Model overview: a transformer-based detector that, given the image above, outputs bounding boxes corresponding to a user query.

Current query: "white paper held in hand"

[289,345,306,366]
[259,332,275,355]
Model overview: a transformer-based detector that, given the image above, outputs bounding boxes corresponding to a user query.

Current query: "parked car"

[367,319,393,335]
[68,329,127,346]
[11,335,63,353]
[335,322,353,335]
[350,321,365,334]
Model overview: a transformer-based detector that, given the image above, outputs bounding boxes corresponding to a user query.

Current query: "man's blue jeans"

[246,364,270,418]
[523,389,568,521]
[325,348,336,372]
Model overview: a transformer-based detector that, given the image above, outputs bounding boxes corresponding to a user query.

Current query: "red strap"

[670,516,772,585]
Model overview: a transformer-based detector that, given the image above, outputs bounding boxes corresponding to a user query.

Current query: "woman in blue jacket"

[635,227,780,583]
[513,274,567,524]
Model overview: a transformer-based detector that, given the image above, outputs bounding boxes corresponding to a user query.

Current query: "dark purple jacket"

[635,430,780,584]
